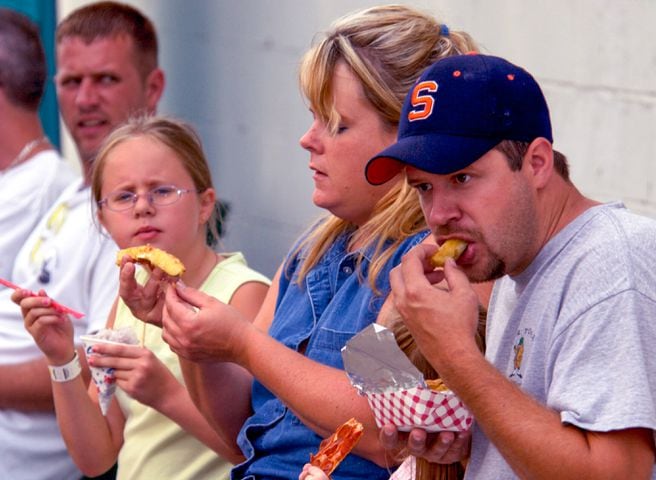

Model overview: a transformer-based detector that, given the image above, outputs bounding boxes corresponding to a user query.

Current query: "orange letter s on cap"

[408,81,438,122]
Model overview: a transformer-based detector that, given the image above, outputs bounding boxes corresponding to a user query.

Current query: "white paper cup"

[79,335,124,416]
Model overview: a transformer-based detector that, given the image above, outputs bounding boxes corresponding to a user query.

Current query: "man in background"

[0,2,164,479]
[0,8,77,278]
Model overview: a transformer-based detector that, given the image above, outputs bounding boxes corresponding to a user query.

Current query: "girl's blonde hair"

[391,309,486,480]
[294,5,479,291]
[91,115,221,246]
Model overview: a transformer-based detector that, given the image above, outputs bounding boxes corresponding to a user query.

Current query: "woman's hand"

[161,282,252,364]
[118,258,172,327]
[87,342,179,410]
[13,288,75,365]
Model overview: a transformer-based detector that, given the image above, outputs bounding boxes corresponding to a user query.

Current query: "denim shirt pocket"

[307,326,357,369]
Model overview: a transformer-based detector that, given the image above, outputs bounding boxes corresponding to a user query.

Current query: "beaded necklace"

[1,136,49,172]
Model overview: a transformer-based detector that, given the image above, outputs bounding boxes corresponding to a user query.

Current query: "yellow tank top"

[114,252,269,479]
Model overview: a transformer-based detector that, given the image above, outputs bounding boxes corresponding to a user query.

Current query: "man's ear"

[523,137,554,189]
[144,68,165,112]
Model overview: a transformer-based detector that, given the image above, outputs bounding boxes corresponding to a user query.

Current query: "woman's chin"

[311,193,334,211]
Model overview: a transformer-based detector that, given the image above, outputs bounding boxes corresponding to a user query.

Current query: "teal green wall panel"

[0,1,59,149]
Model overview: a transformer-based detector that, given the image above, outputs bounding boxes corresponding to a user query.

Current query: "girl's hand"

[118,258,171,327]
[88,342,178,409]
[161,282,251,363]
[13,288,75,365]
[299,464,329,480]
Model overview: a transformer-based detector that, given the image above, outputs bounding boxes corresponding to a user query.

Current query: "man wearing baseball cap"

[368,53,656,479]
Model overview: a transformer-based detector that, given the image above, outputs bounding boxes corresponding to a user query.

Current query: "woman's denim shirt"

[233,228,429,480]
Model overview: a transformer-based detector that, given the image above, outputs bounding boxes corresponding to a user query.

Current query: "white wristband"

[48,352,82,382]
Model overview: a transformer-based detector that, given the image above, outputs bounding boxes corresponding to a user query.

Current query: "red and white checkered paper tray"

[341,323,473,433]
[366,386,472,432]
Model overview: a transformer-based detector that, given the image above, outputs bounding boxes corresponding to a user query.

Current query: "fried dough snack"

[310,418,364,477]
[116,244,185,277]
[425,378,450,392]
[429,239,467,268]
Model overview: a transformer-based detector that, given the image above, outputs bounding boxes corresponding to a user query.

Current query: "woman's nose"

[299,121,324,153]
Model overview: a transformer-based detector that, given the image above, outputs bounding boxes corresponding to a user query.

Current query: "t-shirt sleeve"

[547,289,656,433]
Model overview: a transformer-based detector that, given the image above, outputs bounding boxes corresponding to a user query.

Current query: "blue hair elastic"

[440,24,450,36]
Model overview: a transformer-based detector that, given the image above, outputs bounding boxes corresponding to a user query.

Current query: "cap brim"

[366,134,501,185]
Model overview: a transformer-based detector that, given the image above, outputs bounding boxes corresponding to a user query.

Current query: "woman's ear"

[523,137,554,189]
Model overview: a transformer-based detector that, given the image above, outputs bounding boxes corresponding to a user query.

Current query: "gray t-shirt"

[465,202,656,479]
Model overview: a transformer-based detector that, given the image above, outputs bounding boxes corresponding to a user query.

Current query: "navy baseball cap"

[365,53,553,185]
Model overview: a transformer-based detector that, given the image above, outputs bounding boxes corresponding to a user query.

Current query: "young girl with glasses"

[14,115,270,479]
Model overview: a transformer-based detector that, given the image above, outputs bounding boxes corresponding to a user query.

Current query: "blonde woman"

[152,6,481,479]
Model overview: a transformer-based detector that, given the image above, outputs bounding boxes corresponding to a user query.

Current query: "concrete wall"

[58,0,656,278]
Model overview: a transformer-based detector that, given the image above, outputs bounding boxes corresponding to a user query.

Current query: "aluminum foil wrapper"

[341,323,424,394]
[341,323,473,432]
